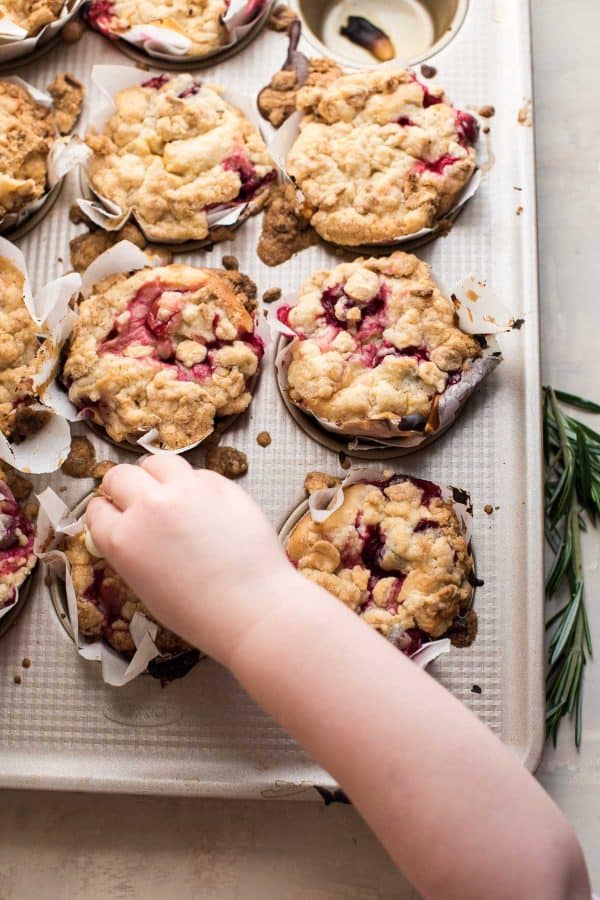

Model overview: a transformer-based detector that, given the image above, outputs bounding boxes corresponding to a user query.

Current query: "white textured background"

[0,0,599,896]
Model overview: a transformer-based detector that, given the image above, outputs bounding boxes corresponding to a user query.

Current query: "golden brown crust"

[85,75,276,243]
[280,253,481,438]
[0,0,64,35]
[286,68,478,246]
[286,476,474,642]
[0,80,56,220]
[47,72,85,135]
[63,529,190,658]
[63,263,263,450]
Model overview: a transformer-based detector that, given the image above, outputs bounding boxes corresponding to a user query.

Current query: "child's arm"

[87,456,591,900]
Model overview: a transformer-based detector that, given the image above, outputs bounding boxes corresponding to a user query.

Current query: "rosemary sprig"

[543,387,600,746]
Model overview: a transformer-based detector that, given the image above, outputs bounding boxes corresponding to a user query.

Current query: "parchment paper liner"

[269,77,483,249]
[0,0,85,64]
[0,78,90,235]
[87,0,274,65]
[75,65,277,248]
[279,466,477,668]
[0,237,81,473]
[51,239,269,455]
[270,273,521,455]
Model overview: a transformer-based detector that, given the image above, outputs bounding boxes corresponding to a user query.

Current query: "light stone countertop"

[1,1,599,897]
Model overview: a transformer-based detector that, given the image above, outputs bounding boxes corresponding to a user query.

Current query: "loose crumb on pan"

[517,100,533,126]
[257,431,271,447]
[13,674,22,685]
[516,206,523,216]
[471,684,482,694]
[221,255,239,271]
[483,126,490,134]
[262,287,282,304]
[483,504,494,515]
[47,73,85,135]
[267,4,298,31]
[447,609,478,648]
[258,183,319,267]
[258,56,342,129]
[304,471,342,495]
[205,446,248,479]
[21,658,31,669]
[69,217,173,273]
[420,64,437,79]
[478,105,495,118]
[61,436,97,478]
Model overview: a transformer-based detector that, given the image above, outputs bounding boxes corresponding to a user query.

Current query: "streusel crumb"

[0,0,64,36]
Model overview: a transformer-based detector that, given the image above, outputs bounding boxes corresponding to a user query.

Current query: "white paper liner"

[0,78,90,235]
[269,109,482,248]
[0,0,85,62]
[35,488,161,686]
[270,272,521,452]
[76,65,276,243]
[0,237,80,473]
[302,466,475,667]
[50,239,269,453]
[87,0,272,62]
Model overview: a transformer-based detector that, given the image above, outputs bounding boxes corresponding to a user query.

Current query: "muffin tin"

[0,2,544,796]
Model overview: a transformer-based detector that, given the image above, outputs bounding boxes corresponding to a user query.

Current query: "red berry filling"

[455,110,479,147]
[221,153,277,203]
[85,0,119,34]
[83,564,124,626]
[141,73,171,90]
[397,116,417,127]
[414,154,461,175]
[179,80,203,98]
[0,486,34,606]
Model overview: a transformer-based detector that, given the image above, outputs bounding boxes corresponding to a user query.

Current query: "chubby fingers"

[141,454,194,483]
[86,496,122,559]
[102,463,158,511]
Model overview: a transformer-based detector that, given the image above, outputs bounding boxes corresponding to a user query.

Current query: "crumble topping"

[0,255,53,442]
[0,0,64,35]
[286,474,474,646]
[286,68,478,246]
[63,528,192,658]
[0,80,56,221]
[85,74,277,243]
[47,73,85,135]
[278,253,481,438]
[0,463,36,611]
[257,182,319,267]
[62,263,264,450]
[259,56,342,129]
[86,0,228,56]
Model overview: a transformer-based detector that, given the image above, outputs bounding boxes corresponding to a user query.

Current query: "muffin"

[63,527,199,679]
[0,252,54,443]
[0,79,57,225]
[286,68,478,246]
[276,252,490,442]
[62,261,264,450]
[86,0,229,55]
[286,472,475,652]
[0,0,64,36]
[0,464,36,613]
[85,73,277,243]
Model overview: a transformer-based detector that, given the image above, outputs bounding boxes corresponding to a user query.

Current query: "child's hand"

[86,455,295,664]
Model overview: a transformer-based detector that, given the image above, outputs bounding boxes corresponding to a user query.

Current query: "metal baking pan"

[0,0,544,796]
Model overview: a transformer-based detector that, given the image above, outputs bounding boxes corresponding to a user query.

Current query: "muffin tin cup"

[0,180,65,242]
[75,65,275,248]
[278,466,477,666]
[96,0,276,71]
[292,0,469,69]
[52,239,268,457]
[39,490,204,685]
[270,272,520,458]
[0,0,86,67]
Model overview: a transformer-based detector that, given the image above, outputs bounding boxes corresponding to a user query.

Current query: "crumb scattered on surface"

[483,504,494,515]
[517,100,533,126]
[478,104,495,118]
[13,674,21,685]
[259,56,342,128]
[47,72,84,134]
[61,435,97,478]
[483,125,490,134]
[69,203,88,225]
[516,206,523,216]
[471,684,482,694]
[420,64,437,79]
[304,471,342,495]
[448,609,478,648]
[221,255,239,271]
[257,431,271,447]
[258,183,319,267]
[69,219,172,273]
[2,467,32,502]
[205,446,248,479]
[61,17,85,43]
[21,657,31,669]
[267,4,298,31]
[262,287,282,304]
[338,452,351,470]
